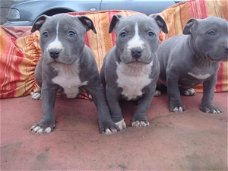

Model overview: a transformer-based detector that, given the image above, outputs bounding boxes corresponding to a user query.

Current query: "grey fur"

[31,13,118,134]
[157,16,228,113]
[101,14,168,129]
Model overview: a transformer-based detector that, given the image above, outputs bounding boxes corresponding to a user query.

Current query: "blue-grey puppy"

[101,14,168,130]
[157,16,228,113]
[30,14,118,134]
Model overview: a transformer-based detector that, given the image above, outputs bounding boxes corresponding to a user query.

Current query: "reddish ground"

[1,93,227,170]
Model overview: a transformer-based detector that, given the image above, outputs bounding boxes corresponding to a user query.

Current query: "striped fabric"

[0,26,39,98]
[0,0,227,98]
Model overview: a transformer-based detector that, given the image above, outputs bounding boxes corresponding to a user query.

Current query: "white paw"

[31,92,41,100]
[115,119,126,130]
[172,106,184,112]
[132,120,149,127]
[204,107,222,114]
[31,125,53,134]
[104,128,118,135]
[154,90,162,97]
[212,109,221,114]
[184,88,196,96]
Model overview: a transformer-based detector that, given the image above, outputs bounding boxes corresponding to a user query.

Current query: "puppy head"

[31,14,96,64]
[183,17,228,61]
[109,14,168,64]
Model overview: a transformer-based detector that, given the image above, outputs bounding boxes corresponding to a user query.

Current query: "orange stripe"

[109,11,117,47]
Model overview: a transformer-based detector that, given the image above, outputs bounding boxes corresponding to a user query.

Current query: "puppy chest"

[186,66,214,80]
[51,63,87,98]
[179,66,214,87]
[116,62,152,100]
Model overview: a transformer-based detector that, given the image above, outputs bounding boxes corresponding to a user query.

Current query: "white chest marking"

[187,72,211,80]
[127,23,144,50]
[52,61,87,98]
[116,61,153,100]
[47,22,64,51]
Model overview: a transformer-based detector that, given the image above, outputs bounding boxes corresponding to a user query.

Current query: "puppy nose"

[49,49,61,59]
[131,48,142,59]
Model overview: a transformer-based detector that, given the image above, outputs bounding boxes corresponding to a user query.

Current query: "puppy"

[157,16,228,113]
[30,14,118,134]
[101,14,168,130]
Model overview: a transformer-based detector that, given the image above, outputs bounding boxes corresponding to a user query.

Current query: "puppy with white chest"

[156,16,228,113]
[31,14,118,134]
[101,14,168,130]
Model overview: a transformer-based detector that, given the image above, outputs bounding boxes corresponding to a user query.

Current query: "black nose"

[49,49,61,59]
[131,48,142,59]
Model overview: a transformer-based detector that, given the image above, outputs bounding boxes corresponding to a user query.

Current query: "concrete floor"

[1,93,227,170]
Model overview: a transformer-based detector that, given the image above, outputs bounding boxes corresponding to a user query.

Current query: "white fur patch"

[51,60,87,98]
[184,88,196,96]
[127,23,144,50]
[188,72,210,80]
[132,120,149,127]
[154,90,162,97]
[116,61,153,100]
[172,106,184,112]
[47,22,64,51]
[31,91,41,100]
[115,119,126,130]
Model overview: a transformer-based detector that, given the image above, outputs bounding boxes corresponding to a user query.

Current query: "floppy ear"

[31,15,48,33]
[78,16,97,34]
[151,15,168,34]
[183,19,198,35]
[109,15,122,33]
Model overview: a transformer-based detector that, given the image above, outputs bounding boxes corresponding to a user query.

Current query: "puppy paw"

[99,119,120,135]
[31,91,41,100]
[169,100,185,112]
[154,90,162,97]
[31,121,55,134]
[200,105,222,114]
[115,119,126,130]
[183,88,196,96]
[132,120,149,127]
[170,106,184,112]
[104,128,118,135]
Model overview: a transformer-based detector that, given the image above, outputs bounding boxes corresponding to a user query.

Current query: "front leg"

[167,72,184,112]
[132,84,155,127]
[106,86,126,131]
[87,81,120,134]
[31,83,57,134]
[200,74,222,114]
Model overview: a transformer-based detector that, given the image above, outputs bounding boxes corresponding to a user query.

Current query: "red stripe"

[190,0,207,18]
[189,0,196,18]
[199,0,208,18]
[84,31,90,47]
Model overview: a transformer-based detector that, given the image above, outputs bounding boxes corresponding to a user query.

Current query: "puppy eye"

[148,31,155,37]
[207,30,216,36]
[67,31,76,37]
[42,31,48,38]
[120,32,127,38]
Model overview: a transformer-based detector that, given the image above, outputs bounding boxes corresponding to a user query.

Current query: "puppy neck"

[187,36,217,67]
